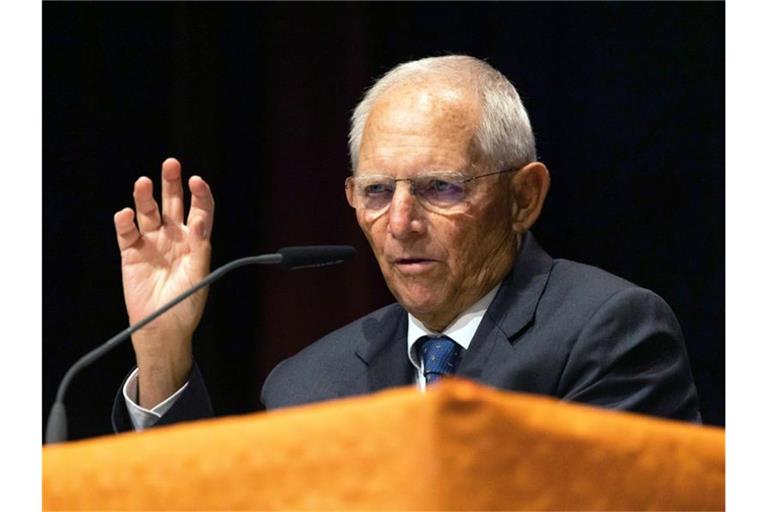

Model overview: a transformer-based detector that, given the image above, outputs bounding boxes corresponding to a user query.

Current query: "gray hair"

[348,55,537,172]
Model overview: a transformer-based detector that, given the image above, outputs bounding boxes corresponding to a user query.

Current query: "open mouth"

[396,258,433,264]
[393,258,438,273]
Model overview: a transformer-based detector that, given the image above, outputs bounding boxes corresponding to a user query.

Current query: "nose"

[387,181,425,239]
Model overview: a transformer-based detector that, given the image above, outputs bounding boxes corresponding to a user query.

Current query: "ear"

[510,162,550,233]
[345,179,355,209]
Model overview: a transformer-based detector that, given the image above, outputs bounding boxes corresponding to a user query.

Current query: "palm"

[114,158,214,343]
[121,224,207,335]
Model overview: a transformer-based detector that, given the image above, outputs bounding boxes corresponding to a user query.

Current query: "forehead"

[357,81,483,174]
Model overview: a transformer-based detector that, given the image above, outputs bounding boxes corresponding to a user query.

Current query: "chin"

[386,274,450,312]
[394,290,445,318]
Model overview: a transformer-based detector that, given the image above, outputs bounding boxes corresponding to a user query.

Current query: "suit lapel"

[456,233,554,381]
[353,307,412,393]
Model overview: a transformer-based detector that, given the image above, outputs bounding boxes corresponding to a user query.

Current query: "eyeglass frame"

[344,166,523,215]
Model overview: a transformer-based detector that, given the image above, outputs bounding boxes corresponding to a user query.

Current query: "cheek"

[355,209,368,232]
[442,213,507,276]
[436,215,479,261]
[357,214,386,255]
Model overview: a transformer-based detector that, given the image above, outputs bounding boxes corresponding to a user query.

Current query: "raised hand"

[113,158,214,408]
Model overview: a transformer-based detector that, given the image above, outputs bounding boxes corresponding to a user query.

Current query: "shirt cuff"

[122,368,189,431]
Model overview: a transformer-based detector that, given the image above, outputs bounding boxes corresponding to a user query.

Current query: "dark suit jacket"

[113,233,701,431]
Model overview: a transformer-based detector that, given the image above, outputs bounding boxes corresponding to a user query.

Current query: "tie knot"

[418,336,462,385]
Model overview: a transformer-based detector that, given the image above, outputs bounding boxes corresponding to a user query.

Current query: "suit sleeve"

[111,362,214,433]
[557,287,701,422]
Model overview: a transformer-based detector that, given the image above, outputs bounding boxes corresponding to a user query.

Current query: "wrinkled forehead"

[357,81,485,174]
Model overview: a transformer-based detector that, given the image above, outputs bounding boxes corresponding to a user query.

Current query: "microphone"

[45,245,356,444]
[278,245,356,269]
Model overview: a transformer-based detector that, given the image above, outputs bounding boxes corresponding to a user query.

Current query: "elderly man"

[112,55,700,431]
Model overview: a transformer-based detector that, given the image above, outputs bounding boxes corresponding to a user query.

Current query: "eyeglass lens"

[358,176,467,211]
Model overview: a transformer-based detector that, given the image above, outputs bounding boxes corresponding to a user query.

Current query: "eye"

[363,182,392,196]
[429,179,454,192]
[425,178,463,196]
[419,177,465,206]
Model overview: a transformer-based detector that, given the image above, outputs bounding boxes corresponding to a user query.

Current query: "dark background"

[43,2,724,440]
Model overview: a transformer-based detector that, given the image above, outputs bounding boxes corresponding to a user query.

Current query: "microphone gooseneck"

[278,245,357,269]
[45,245,356,444]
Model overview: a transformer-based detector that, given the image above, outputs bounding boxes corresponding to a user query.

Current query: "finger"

[188,209,212,277]
[188,217,213,267]
[133,177,162,233]
[161,157,185,225]
[187,175,214,243]
[114,208,141,252]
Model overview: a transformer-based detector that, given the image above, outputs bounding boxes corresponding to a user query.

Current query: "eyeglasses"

[345,167,520,215]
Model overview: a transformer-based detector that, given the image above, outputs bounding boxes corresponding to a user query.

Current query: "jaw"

[386,248,516,332]
[384,270,463,331]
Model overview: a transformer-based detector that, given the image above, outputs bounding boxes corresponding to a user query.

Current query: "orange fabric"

[43,379,724,510]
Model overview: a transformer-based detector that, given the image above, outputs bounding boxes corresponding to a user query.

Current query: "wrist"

[135,341,193,409]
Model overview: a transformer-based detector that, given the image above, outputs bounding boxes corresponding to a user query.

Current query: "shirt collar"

[406,283,502,372]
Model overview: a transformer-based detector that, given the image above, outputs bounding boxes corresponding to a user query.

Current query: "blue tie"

[418,336,462,385]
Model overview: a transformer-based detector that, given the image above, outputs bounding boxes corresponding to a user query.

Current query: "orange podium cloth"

[43,379,724,511]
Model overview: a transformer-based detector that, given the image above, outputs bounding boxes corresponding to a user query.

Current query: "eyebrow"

[355,169,471,178]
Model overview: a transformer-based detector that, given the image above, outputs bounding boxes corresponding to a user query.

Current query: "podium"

[43,379,724,510]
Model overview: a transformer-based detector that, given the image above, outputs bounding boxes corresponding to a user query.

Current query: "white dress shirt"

[407,283,500,391]
[122,367,189,430]
[125,283,501,430]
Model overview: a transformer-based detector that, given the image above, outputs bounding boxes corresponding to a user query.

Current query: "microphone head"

[277,245,356,270]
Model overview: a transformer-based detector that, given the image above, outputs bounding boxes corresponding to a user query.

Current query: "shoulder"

[260,302,404,408]
[541,257,676,318]
[549,257,635,301]
[503,233,669,327]
[281,302,404,364]
[526,255,684,358]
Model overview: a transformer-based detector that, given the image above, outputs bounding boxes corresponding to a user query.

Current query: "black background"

[43,2,724,440]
